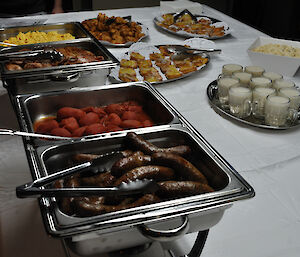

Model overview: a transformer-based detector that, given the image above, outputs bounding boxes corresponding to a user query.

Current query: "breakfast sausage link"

[157,181,214,198]
[58,176,80,215]
[75,194,160,217]
[151,152,208,184]
[111,151,152,177]
[114,165,174,185]
[126,132,191,156]
[81,171,116,187]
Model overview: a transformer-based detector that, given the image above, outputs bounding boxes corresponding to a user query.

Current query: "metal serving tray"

[0,38,119,95]
[207,80,300,130]
[14,82,179,146]
[0,22,88,44]
[27,125,253,255]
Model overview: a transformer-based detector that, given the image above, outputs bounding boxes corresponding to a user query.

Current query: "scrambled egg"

[3,31,75,45]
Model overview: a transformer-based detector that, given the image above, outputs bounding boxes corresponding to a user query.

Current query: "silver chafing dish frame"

[12,81,254,255]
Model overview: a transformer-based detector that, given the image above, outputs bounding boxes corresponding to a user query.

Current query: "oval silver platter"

[154,13,231,40]
[207,80,300,130]
[109,44,210,85]
[83,19,149,47]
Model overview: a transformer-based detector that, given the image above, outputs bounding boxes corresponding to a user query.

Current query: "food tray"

[154,13,231,40]
[207,80,300,130]
[0,22,89,47]
[0,39,119,95]
[14,82,180,146]
[81,17,149,47]
[27,125,253,254]
[109,44,210,85]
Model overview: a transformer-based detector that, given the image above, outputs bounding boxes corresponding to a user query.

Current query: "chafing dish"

[14,81,254,256]
[14,82,179,146]
[0,22,88,43]
[0,23,119,95]
[24,125,253,256]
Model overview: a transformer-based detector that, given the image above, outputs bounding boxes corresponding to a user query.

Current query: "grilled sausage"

[114,165,174,185]
[57,107,85,121]
[35,119,59,134]
[75,194,159,217]
[126,132,191,156]
[111,151,152,177]
[57,176,81,215]
[151,152,208,184]
[157,181,214,198]
[81,171,116,187]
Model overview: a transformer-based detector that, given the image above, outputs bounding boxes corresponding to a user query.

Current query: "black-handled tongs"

[0,48,64,61]
[16,152,159,198]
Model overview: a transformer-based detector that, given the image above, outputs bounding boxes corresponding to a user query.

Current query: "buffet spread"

[1,3,300,257]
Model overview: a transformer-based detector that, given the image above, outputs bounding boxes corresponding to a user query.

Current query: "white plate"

[154,13,232,40]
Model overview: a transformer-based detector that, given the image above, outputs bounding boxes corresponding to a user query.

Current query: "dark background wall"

[197,0,300,41]
[69,0,300,41]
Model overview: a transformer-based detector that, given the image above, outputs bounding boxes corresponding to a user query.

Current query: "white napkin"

[160,0,203,14]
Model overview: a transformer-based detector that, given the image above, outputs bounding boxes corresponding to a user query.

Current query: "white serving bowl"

[247,36,300,77]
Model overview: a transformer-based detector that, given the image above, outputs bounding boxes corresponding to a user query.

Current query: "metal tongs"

[173,9,198,23]
[0,48,64,62]
[166,45,221,60]
[16,152,159,198]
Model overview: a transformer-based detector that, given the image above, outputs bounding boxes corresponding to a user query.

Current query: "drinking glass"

[264,95,296,126]
[228,86,252,118]
[217,77,240,107]
[250,77,272,89]
[222,64,243,76]
[252,87,276,119]
[232,71,252,87]
[278,87,300,111]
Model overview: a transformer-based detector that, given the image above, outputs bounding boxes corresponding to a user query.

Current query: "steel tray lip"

[207,80,300,130]
[0,21,84,31]
[32,125,254,237]
[14,81,181,146]
[0,22,89,50]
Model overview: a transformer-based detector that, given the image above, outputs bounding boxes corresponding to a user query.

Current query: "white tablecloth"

[1,5,300,257]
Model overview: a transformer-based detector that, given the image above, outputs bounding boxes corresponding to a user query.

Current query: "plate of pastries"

[82,13,149,47]
[154,9,231,39]
[109,44,210,84]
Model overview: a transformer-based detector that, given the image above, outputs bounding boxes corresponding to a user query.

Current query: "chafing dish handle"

[50,72,80,82]
[138,216,189,242]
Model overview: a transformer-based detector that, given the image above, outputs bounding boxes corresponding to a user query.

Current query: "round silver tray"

[109,44,210,85]
[207,80,300,130]
[154,13,231,40]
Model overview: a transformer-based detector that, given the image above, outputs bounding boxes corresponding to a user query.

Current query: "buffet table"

[1,5,300,257]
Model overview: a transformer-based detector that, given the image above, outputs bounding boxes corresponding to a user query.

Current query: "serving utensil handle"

[0,128,72,140]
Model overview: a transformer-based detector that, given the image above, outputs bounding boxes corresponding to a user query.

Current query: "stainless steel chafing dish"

[14,82,179,146]
[0,23,119,95]
[14,82,254,256]
[26,125,253,256]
